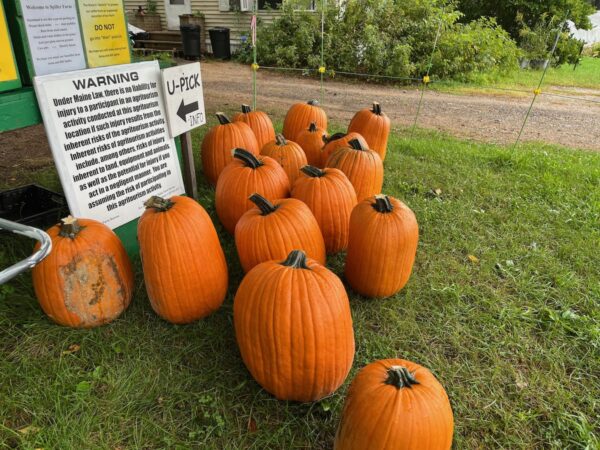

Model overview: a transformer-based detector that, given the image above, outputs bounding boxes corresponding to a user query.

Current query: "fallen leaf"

[468,255,479,264]
[247,417,257,433]
[17,425,40,435]
[62,344,80,355]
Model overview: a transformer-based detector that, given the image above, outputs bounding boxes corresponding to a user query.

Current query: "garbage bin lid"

[181,24,200,31]
[209,27,230,32]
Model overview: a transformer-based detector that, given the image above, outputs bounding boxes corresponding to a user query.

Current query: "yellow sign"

[77,0,131,68]
[0,2,18,83]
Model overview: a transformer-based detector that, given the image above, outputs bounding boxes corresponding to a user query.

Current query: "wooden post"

[180,131,197,200]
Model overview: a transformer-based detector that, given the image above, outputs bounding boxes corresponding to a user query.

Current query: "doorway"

[164,0,191,30]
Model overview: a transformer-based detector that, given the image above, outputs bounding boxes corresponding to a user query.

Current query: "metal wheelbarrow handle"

[0,218,52,285]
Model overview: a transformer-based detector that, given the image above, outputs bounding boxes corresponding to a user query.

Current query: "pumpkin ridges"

[233,104,276,148]
[348,102,391,160]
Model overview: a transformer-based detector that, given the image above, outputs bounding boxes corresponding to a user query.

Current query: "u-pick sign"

[162,63,206,138]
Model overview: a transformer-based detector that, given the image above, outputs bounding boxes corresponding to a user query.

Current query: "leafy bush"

[237,0,519,81]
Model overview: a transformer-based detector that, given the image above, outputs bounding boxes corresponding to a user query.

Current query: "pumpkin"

[138,196,228,323]
[320,132,368,167]
[291,166,357,254]
[325,138,383,202]
[260,134,307,185]
[345,195,418,298]
[296,122,328,168]
[235,193,326,272]
[200,112,260,185]
[31,216,133,328]
[232,104,276,148]
[348,102,391,160]
[282,99,327,141]
[335,359,454,450]
[216,148,290,234]
[234,250,355,402]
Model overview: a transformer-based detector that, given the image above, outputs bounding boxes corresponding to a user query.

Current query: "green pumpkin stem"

[372,102,382,115]
[241,104,252,113]
[144,196,174,212]
[301,165,325,178]
[348,139,367,151]
[232,148,263,169]
[372,195,394,213]
[216,112,231,125]
[307,99,319,106]
[59,216,83,239]
[308,122,318,132]
[385,366,420,389]
[275,134,287,146]
[281,250,310,269]
[325,132,346,144]
[249,193,278,215]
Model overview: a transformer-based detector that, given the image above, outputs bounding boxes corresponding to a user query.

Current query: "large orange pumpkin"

[320,132,368,167]
[216,148,290,234]
[234,250,355,402]
[235,194,326,273]
[325,138,383,201]
[201,112,260,185]
[335,359,454,450]
[232,104,276,148]
[345,195,418,298]
[295,122,328,167]
[291,166,357,254]
[138,196,228,323]
[260,134,307,185]
[348,102,391,160]
[282,100,327,141]
[31,216,134,328]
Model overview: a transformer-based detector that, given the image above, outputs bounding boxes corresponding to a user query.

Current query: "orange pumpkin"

[138,196,228,323]
[235,193,326,273]
[216,148,290,234]
[320,132,368,167]
[31,216,133,328]
[345,195,418,298]
[335,359,454,450]
[326,138,383,201]
[201,112,260,185]
[295,122,328,167]
[282,100,327,141]
[260,134,307,185]
[234,250,355,402]
[232,104,276,148]
[291,166,357,254]
[348,102,391,160]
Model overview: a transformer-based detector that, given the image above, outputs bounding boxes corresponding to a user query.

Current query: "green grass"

[433,57,600,95]
[1,125,599,449]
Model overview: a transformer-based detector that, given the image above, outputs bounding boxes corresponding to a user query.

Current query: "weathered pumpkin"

[234,250,355,402]
[260,134,307,185]
[335,358,454,450]
[31,216,134,328]
[200,112,260,185]
[291,166,357,254]
[325,138,383,202]
[348,102,391,160]
[235,194,326,272]
[282,100,327,141]
[216,148,290,234]
[320,132,368,167]
[232,104,276,148]
[345,195,418,298]
[295,122,328,167]
[138,196,228,323]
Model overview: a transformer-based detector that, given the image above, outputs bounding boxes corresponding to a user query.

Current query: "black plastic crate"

[0,185,68,229]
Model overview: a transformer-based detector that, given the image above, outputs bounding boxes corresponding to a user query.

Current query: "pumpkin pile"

[30,100,453,448]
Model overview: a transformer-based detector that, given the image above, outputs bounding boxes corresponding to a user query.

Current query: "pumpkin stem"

[241,104,252,113]
[372,102,382,115]
[301,165,325,178]
[59,216,83,239]
[307,99,319,106]
[216,112,231,125]
[232,148,263,169]
[249,193,278,215]
[372,195,394,213]
[324,132,346,144]
[144,196,175,212]
[281,250,310,269]
[385,366,420,389]
[308,122,318,132]
[275,134,287,146]
[348,139,367,151]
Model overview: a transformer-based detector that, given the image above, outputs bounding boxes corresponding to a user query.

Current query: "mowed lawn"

[0,123,598,448]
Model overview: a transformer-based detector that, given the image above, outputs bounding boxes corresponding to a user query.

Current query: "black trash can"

[180,24,201,59]
[209,27,231,60]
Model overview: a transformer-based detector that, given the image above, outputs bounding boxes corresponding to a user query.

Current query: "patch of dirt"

[1,60,598,183]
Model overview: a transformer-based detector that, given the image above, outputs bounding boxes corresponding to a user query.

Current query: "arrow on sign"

[177,99,199,122]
